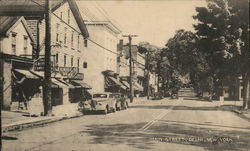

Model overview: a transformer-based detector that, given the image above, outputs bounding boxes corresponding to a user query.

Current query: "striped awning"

[69,80,92,89]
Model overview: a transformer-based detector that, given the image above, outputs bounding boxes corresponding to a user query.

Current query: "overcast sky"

[78,0,206,48]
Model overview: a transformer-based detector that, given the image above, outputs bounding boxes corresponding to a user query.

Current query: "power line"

[29,0,146,69]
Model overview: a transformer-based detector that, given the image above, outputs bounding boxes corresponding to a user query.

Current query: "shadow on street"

[81,120,250,151]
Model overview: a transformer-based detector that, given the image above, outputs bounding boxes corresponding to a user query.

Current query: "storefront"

[68,79,92,103]
[103,70,126,93]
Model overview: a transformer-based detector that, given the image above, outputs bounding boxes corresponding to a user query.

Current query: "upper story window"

[71,56,74,67]
[71,31,74,48]
[60,12,63,20]
[23,35,28,55]
[64,27,67,45]
[84,38,88,47]
[11,32,17,55]
[77,58,80,68]
[64,55,67,67]
[68,9,71,24]
[77,34,80,50]
[56,23,60,43]
[55,53,59,64]
[83,62,87,68]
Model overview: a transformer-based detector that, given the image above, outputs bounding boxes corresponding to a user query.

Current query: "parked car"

[112,93,129,110]
[152,92,164,100]
[80,92,116,114]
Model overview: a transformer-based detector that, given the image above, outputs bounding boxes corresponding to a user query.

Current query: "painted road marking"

[140,101,182,131]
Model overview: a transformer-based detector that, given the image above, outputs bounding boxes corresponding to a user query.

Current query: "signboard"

[33,57,78,79]
[34,58,45,71]
[58,67,78,78]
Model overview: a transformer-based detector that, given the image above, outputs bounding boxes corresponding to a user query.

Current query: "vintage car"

[112,93,129,110]
[81,92,116,114]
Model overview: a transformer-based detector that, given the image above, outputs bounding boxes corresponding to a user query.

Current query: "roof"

[0,0,89,38]
[0,0,66,16]
[0,16,35,41]
[78,1,122,34]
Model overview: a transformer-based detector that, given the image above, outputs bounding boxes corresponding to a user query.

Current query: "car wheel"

[124,103,128,110]
[113,107,116,112]
[83,111,88,115]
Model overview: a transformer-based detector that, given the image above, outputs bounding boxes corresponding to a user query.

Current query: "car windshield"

[93,94,108,98]
[113,94,120,98]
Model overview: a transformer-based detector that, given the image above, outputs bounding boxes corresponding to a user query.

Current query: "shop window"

[83,62,87,68]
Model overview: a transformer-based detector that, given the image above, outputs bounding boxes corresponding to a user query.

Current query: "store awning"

[14,69,40,79]
[69,80,92,89]
[121,80,130,88]
[108,77,122,86]
[51,78,69,88]
[134,82,144,91]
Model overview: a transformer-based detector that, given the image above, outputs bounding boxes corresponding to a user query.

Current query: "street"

[2,91,250,151]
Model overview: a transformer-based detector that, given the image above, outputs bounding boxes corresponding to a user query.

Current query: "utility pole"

[43,0,52,116]
[146,51,150,100]
[122,35,138,103]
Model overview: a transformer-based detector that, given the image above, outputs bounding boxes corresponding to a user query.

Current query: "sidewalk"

[1,103,83,133]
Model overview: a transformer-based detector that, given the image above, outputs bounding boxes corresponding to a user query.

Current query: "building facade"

[0,0,90,114]
[0,16,37,109]
[79,3,123,93]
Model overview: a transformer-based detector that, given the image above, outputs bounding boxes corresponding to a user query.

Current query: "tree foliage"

[194,0,249,107]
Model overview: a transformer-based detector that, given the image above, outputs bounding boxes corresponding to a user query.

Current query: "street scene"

[0,0,249,151]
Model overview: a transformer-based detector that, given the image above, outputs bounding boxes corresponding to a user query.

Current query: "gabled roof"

[0,0,66,16]
[0,0,89,38]
[78,1,122,34]
[0,16,35,42]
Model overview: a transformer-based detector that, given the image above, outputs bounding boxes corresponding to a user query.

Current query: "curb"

[2,114,84,133]
[231,109,250,122]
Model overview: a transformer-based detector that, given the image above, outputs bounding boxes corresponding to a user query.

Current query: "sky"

[78,0,207,48]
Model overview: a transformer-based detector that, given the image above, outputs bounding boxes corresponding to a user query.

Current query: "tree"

[162,30,210,95]
[194,0,249,109]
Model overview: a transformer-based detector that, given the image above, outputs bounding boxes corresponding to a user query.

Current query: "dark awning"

[69,80,92,89]
[14,69,40,79]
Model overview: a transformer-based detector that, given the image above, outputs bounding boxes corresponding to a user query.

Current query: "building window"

[64,27,67,45]
[77,34,80,50]
[56,23,60,42]
[77,58,80,71]
[60,12,63,20]
[84,38,87,47]
[71,31,74,48]
[64,55,67,67]
[23,35,28,55]
[83,62,87,68]
[71,56,74,67]
[68,9,70,24]
[55,53,59,64]
[11,33,17,55]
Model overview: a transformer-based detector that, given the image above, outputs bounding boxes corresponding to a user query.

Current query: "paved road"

[2,94,250,151]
